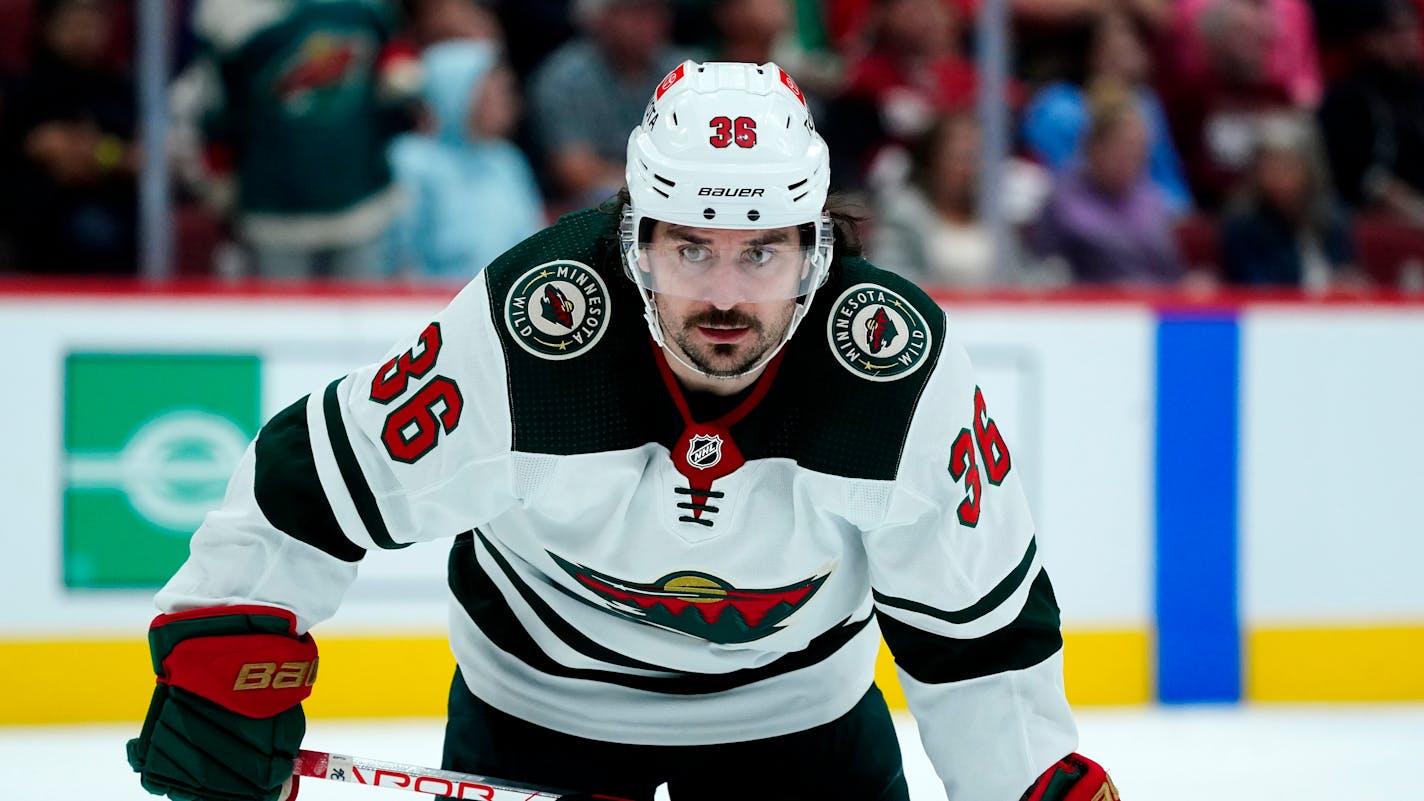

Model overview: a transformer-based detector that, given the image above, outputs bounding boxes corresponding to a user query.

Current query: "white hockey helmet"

[622,61,834,374]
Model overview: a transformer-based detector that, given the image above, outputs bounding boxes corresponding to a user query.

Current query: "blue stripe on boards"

[1155,315,1240,703]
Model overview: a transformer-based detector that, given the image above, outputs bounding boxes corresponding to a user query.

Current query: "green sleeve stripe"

[254,396,366,563]
[873,537,1037,625]
[322,378,409,550]
[877,568,1063,685]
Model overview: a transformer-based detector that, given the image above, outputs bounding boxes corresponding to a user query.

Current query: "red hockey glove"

[1020,752,1119,801]
[127,605,317,801]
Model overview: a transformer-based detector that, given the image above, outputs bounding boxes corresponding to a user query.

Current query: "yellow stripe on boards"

[16,625,1424,725]
[0,635,456,725]
[1247,625,1424,702]
[3,630,1155,725]
[1062,629,1153,706]
[0,639,153,724]
[305,635,454,718]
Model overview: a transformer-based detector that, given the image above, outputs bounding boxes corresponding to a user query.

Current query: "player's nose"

[700,275,747,309]
[701,261,763,309]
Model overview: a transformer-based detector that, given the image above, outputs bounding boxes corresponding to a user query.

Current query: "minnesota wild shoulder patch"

[503,260,611,360]
[825,283,932,381]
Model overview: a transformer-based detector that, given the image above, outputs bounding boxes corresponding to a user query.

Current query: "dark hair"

[604,187,865,257]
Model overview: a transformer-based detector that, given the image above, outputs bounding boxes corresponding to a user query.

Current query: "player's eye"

[743,246,775,267]
[678,245,712,264]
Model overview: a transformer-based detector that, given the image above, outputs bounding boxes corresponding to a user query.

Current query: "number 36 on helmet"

[621,60,835,347]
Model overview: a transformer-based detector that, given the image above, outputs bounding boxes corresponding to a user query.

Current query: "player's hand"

[126,606,317,801]
[1019,752,1119,801]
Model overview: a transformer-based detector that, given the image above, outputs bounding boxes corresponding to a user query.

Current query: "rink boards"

[0,284,1420,724]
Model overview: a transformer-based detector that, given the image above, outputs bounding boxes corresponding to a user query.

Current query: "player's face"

[646,222,800,379]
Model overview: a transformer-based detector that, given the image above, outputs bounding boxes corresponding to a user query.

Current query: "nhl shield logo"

[686,433,723,470]
[504,260,611,360]
[826,283,933,381]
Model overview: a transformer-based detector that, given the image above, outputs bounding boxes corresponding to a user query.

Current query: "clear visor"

[631,241,818,303]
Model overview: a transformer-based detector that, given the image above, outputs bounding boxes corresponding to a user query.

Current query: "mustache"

[685,309,761,330]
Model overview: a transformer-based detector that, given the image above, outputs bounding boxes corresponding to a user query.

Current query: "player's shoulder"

[802,254,947,388]
[476,205,635,364]
[829,255,948,347]
[773,255,950,480]
[468,205,660,453]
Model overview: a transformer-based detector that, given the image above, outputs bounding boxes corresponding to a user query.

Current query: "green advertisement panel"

[64,354,261,588]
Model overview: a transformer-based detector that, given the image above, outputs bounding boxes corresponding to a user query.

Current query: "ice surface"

[3,705,1421,800]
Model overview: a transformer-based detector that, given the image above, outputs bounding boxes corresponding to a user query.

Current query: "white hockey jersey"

[156,207,1078,801]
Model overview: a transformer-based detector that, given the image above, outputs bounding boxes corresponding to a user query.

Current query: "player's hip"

[442,667,910,801]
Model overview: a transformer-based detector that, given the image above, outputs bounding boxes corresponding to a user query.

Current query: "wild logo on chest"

[548,552,828,644]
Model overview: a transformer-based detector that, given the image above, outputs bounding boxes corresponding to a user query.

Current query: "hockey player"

[127,61,1117,801]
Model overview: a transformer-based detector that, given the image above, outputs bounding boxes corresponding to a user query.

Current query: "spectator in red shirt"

[843,0,978,120]
[1157,0,1316,210]
[1168,0,1323,108]
[824,0,1011,190]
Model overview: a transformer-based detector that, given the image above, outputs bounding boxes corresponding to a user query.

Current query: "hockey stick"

[290,748,635,800]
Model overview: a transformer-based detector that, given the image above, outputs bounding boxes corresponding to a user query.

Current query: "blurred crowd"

[3,0,1424,291]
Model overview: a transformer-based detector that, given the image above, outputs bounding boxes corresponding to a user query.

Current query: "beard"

[661,303,796,378]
